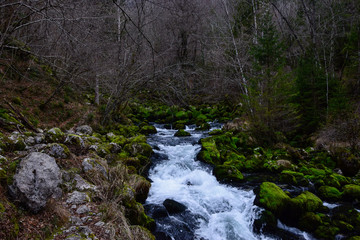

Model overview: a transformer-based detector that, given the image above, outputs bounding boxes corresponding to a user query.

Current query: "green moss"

[291,191,323,213]
[129,174,151,203]
[333,206,360,232]
[114,124,140,137]
[197,138,221,165]
[343,184,360,200]
[196,122,211,131]
[257,182,291,215]
[333,220,354,233]
[174,129,191,137]
[6,135,26,151]
[125,202,155,230]
[298,212,322,232]
[314,226,339,239]
[124,142,153,158]
[318,186,342,201]
[45,143,71,158]
[348,236,360,240]
[64,134,84,147]
[139,125,157,135]
[279,170,307,185]
[175,111,188,120]
[128,135,147,144]
[93,143,112,157]
[45,128,65,143]
[213,165,244,182]
[109,135,127,146]
[209,129,223,135]
[330,173,350,187]
[196,114,208,124]
[222,152,246,170]
[173,122,186,130]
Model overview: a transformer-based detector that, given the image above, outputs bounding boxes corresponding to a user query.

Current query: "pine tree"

[249,12,298,145]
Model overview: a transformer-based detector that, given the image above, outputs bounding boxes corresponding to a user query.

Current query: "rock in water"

[9,152,62,212]
[163,199,187,214]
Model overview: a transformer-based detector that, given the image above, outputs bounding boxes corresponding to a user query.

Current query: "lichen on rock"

[9,152,62,212]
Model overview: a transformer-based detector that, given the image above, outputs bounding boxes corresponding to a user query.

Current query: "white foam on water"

[146,125,312,240]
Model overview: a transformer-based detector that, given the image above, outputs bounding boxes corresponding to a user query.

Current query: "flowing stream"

[144,124,312,240]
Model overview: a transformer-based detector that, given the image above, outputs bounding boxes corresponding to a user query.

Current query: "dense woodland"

[1,0,359,142]
[1,0,360,239]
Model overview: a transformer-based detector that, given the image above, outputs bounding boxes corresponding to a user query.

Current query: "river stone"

[9,152,62,212]
[76,125,93,135]
[163,199,187,214]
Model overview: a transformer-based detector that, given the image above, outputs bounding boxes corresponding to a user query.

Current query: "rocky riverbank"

[197,118,360,239]
[0,124,157,239]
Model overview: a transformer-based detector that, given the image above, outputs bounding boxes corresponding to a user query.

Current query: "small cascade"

[145,124,313,240]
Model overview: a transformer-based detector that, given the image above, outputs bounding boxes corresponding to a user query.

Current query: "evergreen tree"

[249,12,298,145]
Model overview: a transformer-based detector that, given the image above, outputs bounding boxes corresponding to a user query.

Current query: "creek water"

[144,123,313,240]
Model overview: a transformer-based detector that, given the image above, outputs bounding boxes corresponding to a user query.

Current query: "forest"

[0,0,360,239]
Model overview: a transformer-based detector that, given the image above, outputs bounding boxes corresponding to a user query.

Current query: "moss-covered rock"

[253,210,278,233]
[333,205,360,232]
[114,124,140,138]
[108,134,127,147]
[196,122,210,131]
[298,212,323,232]
[128,174,151,203]
[130,225,156,240]
[173,121,186,130]
[279,170,308,186]
[197,138,221,165]
[255,182,291,216]
[209,129,223,135]
[348,236,360,240]
[291,191,323,213]
[175,111,188,120]
[222,152,246,170]
[43,143,71,159]
[89,143,112,158]
[174,129,191,137]
[124,142,153,158]
[213,165,244,182]
[333,220,354,233]
[64,134,85,148]
[343,184,360,201]
[125,202,155,230]
[7,133,26,151]
[45,128,65,143]
[314,225,340,239]
[317,186,342,201]
[256,182,324,227]
[140,125,157,135]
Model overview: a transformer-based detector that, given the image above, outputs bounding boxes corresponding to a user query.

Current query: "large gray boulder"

[9,152,62,212]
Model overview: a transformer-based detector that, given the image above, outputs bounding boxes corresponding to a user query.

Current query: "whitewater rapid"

[145,124,274,240]
[145,124,316,240]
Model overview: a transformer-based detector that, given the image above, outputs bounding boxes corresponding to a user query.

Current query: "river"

[144,123,313,240]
